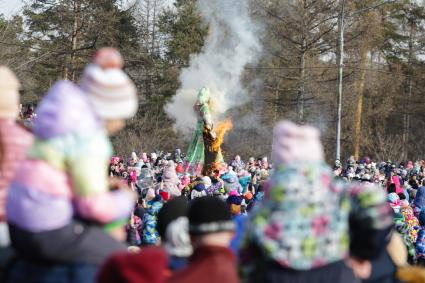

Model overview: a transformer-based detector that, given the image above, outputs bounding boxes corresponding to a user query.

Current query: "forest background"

[1,0,425,163]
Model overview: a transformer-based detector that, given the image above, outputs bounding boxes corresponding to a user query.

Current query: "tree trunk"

[297,0,307,124]
[353,46,367,160]
[298,47,306,124]
[274,88,279,123]
[70,0,81,81]
[402,22,414,160]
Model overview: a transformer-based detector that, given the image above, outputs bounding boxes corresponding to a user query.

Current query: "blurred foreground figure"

[0,67,33,276]
[167,196,240,283]
[348,186,425,283]
[97,196,192,283]
[242,121,360,283]
[5,48,137,282]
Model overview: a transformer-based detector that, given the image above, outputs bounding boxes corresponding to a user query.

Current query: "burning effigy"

[165,0,261,170]
[186,87,232,175]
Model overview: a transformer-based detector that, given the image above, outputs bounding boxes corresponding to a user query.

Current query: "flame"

[212,119,233,151]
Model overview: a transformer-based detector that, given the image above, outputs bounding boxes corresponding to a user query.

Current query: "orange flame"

[212,119,233,151]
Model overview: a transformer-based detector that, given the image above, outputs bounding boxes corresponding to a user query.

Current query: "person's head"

[188,196,235,248]
[398,193,406,201]
[349,185,394,280]
[387,183,396,194]
[226,195,243,216]
[137,196,145,206]
[79,48,137,135]
[145,188,156,201]
[157,196,192,257]
[0,66,20,120]
[348,232,406,280]
[419,209,425,227]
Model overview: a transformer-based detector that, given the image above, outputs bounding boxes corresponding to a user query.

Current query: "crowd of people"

[1,48,425,283]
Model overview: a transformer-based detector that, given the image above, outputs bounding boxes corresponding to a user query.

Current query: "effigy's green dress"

[186,87,212,172]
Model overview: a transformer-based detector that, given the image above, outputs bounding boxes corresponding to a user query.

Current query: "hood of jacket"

[33,80,101,139]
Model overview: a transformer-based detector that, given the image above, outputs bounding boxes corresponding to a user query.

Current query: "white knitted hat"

[80,48,137,120]
[0,66,20,119]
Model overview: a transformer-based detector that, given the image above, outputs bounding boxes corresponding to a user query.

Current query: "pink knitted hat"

[272,121,324,166]
[80,48,137,120]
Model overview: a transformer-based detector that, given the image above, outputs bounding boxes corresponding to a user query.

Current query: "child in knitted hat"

[188,177,207,200]
[141,191,163,245]
[7,48,137,266]
[227,194,247,257]
[400,199,420,243]
[388,192,401,213]
[242,121,390,283]
[161,161,181,198]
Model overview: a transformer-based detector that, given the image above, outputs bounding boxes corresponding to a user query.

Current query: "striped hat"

[80,48,137,120]
[0,66,20,119]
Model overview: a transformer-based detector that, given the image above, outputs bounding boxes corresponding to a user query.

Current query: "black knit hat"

[188,196,235,235]
[157,196,189,239]
[349,186,394,260]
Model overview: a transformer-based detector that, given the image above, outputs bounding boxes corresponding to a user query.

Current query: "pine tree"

[23,0,138,96]
[381,0,425,159]
[158,0,207,97]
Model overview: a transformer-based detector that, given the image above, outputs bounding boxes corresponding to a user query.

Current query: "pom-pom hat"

[80,48,137,120]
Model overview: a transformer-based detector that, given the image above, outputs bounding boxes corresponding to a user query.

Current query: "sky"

[0,0,174,18]
[0,0,24,18]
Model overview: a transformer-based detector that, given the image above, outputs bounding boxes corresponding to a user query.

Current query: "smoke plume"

[164,0,262,135]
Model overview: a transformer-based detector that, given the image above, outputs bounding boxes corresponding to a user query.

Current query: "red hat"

[176,164,183,174]
[159,191,169,202]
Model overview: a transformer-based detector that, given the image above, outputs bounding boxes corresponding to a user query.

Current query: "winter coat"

[414,186,425,214]
[230,214,247,257]
[0,120,33,222]
[417,227,425,261]
[97,247,168,283]
[142,196,163,245]
[167,246,240,283]
[243,161,389,272]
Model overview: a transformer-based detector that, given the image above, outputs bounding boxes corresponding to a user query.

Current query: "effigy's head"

[197,86,211,105]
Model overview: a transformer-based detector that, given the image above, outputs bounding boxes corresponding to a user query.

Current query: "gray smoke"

[165,0,262,135]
